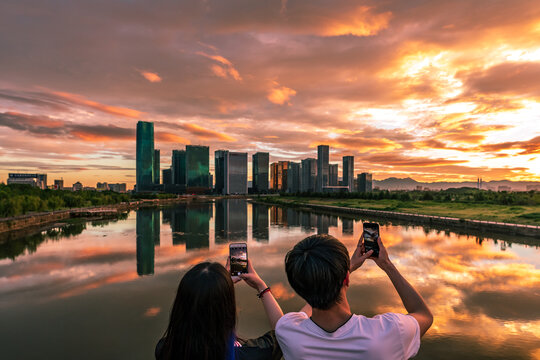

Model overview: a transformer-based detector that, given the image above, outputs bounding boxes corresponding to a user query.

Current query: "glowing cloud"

[180,123,237,142]
[318,6,392,37]
[197,52,242,81]
[267,82,297,105]
[139,71,162,83]
[52,91,142,118]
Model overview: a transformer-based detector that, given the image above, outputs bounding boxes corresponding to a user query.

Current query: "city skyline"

[1,1,540,188]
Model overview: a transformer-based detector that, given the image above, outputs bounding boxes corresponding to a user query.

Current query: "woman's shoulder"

[236,331,282,360]
[155,338,165,360]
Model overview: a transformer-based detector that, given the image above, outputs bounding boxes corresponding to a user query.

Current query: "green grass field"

[266,197,540,226]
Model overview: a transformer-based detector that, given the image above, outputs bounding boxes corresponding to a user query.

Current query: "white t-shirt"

[275,312,420,360]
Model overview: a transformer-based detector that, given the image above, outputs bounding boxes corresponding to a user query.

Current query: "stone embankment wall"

[260,201,540,239]
[0,197,206,233]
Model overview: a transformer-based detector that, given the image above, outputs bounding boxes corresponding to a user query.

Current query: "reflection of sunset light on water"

[0,203,538,358]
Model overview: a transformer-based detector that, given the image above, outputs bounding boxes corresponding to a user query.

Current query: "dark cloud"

[458,62,540,97]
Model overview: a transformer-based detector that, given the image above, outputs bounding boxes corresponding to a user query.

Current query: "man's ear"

[343,271,350,288]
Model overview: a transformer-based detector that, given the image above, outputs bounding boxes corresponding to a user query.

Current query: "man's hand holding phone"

[350,233,373,273]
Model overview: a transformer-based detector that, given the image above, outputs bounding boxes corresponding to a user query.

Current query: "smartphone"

[362,222,380,257]
[229,242,248,276]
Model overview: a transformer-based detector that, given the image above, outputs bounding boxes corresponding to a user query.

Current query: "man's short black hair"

[285,234,350,310]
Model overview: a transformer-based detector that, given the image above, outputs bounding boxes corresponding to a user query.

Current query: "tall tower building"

[186,145,210,191]
[162,168,172,185]
[277,161,289,192]
[215,150,229,195]
[270,162,278,190]
[252,152,269,193]
[317,145,329,192]
[229,152,248,194]
[357,173,373,193]
[171,150,186,186]
[136,121,154,192]
[343,156,354,192]
[154,149,160,185]
[301,158,317,192]
[215,150,248,195]
[287,162,302,193]
[329,164,338,186]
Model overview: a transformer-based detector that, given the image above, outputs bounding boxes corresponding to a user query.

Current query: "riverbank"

[0,195,255,234]
[0,197,189,234]
[256,197,540,238]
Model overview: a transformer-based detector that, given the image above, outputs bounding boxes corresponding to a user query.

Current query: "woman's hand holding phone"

[239,260,267,292]
[225,257,243,284]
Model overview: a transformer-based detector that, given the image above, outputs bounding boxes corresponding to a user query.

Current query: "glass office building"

[343,156,354,192]
[186,145,210,190]
[154,149,160,185]
[287,162,301,193]
[229,152,247,194]
[317,145,329,192]
[252,152,269,193]
[171,150,186,186]
[329,163,338,186]
[136,121,154,192]
[301,158,317,192]
[358,173,373,193]
[215,150,229,194]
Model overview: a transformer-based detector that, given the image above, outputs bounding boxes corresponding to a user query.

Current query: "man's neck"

[310,297,352,333]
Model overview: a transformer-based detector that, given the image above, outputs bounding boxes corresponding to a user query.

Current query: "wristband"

[257,287,271,298]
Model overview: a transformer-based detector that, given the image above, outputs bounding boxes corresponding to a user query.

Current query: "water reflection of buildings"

[252,203,269,243]
[342,218,354,235]
[216,199,247,243]
[136,208,159,276]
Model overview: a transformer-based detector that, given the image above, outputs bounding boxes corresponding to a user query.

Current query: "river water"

[0,200,539,359]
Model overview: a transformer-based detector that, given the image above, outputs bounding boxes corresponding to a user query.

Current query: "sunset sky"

[1,0,539,188]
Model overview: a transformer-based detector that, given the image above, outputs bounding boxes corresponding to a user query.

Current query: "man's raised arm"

[373,237,433,336]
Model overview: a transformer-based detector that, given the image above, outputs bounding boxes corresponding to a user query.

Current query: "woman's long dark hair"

[161,262,236,360]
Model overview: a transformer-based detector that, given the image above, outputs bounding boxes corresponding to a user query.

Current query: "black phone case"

[363,223,380,257]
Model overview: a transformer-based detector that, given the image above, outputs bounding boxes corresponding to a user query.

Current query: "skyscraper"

[154,149,160,185]
[270,162,279,190]
[317,145,329,192]
[214,151,247,194]
[287,162,302,193]
[136,121,154,192]
[301,158,317,192]
[229,152,248,194]
[252,152,269,193]
[186,145,210,191]
[277,161,289,192]
[162,168,172,185]
[329,164,338,186]
[215,150,229,195]
[171,150,186,187]
[343,156,354,192]
[358,173,373,193]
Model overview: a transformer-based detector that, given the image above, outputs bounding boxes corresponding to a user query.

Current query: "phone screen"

[363,223,380,257]
[229,243,248,276]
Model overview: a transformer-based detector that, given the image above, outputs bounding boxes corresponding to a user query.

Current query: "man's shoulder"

[276,311,309,331]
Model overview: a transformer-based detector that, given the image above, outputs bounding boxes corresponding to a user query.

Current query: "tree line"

[281,187,540,206]
[0,184,131,218]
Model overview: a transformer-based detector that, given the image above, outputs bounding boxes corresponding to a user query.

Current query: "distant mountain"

[373,178,540,191]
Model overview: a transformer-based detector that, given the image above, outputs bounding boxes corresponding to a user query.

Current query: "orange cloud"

[155,132,191,144]
[267,82,297,105]
[144,307,161,317]
[271,282,296,300]
[181,123,237,142]
[139,71,162,83]
[52,91,142,118]
[319,6,392,37]
[197,52,242,81]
